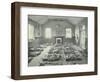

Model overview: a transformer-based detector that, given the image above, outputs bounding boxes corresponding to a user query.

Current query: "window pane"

[75,26,79,43]
[28,24,34,40]
[45,28,51,38]
[80,25,86,49]
[66,28,72,38]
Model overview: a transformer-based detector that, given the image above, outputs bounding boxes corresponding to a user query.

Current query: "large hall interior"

[28,15,88,66]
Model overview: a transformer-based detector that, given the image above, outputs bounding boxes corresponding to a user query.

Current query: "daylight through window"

[28,24,34,40]
[66,28,72,38]
[45,28,52,38]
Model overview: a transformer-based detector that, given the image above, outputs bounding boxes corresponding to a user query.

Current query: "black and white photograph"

[28,15,88,66]
[11,2,97,79]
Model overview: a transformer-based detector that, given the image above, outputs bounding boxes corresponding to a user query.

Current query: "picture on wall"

[11,2,97,80]
[28,15,88,67]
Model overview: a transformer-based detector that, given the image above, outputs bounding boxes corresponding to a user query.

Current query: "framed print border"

[11,2,98,80]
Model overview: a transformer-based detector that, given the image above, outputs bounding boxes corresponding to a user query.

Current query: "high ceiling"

[28,15,86,25]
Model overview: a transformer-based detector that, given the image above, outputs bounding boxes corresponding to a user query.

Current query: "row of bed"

[28,44,47,63]
[28,43,85,66]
